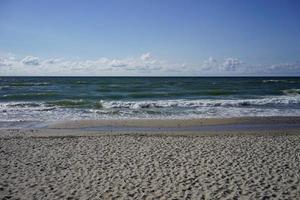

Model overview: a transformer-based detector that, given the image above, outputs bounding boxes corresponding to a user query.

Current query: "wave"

[263,80,296,83]
[0,86,10,90]
[46,99,90,107]
[128,90,235,98]
[100,95,300,109]
[97,90,235,100]
[1,95,299,111]
[74,81,88,84]
[5,82,50,87]
[0,101,55,112]
[6,102,42,108]
[282,89,300,96]
[0,82,49,90]
[2,95,300,109]
[207,90,234,96]
[1,95,300,121]
[46,99,104,109]
[1,92,57,100]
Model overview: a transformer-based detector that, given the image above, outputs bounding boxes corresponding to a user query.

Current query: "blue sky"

[0,0,300,76]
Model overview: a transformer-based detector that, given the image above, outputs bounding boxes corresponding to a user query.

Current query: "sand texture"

[1,131,300,199]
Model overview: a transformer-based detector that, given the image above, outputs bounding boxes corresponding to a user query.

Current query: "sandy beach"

[1,118,300,199]
[2,0,300,198]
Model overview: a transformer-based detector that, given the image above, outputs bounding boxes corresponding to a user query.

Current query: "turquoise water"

[1,77,300,121]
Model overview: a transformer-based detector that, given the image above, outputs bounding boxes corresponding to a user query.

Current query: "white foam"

[100,95,300,109]
[1,95,300,121]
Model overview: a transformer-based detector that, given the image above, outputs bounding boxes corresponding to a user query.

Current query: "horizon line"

[1,75,300,78]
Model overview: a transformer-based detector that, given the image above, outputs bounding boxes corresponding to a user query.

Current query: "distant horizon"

[1,75,300,78]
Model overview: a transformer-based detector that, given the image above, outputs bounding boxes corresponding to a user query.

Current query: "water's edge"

[1,117,300,132]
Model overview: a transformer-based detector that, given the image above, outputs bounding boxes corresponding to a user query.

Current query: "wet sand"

[1,117,300,199]
[47,116,300,129]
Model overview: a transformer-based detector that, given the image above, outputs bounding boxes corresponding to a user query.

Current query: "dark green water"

[1,77,300,121]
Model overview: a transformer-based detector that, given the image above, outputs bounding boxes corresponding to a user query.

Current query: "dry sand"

[1,126,300,199]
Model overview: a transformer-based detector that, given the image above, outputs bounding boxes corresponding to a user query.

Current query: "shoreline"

[46,116,300,128]
[0,116,300,134]
[0,116,300,138]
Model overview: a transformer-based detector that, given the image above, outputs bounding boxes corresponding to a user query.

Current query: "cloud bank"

[21,56,40,66]
[0,53,299,76]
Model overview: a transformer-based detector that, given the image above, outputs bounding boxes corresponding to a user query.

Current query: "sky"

[0,0,300,76]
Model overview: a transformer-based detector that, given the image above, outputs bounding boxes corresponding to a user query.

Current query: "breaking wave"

[100,95,300,109]
[1,94,300,121]
[282,89,300,96]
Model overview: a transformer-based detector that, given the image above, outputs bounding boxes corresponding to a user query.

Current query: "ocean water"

[1,77,300,122]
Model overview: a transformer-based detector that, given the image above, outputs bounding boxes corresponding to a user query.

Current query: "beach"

[1,117,300,199]
[2,0,300,198]
[1,77,300,199]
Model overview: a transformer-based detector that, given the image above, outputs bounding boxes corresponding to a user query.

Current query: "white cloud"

[140,52,151,61]
[198,57,300,75]
[42,58,61,65]
[109,59,127,68]
[222,58,243,71]
[200,57,244,73]
[0,58,13,67]
[265,63,300,74]
[269,63,299,70]
[0,53,173,75]
[0,53,299,76]
[202,57,218,70]
[22,56,40,65]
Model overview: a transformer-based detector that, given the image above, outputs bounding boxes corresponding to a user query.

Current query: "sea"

[1,77,300,123]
